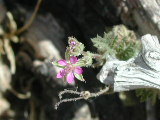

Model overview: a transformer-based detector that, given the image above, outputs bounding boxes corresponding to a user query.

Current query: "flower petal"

[70,56,78,64]
[67,72,74,84]
[56,69,66,78]
[74,66,83,74]
[58,59,67,66]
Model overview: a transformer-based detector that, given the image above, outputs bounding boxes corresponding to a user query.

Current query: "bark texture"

[116,0,160,36]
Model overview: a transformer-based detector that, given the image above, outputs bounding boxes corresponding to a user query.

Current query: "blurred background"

[0,0,160,120]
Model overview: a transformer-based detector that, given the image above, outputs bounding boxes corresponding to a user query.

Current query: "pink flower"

[56,56,84,84]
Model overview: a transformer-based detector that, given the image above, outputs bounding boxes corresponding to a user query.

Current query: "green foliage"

[92,25,160,104]
[75,51,93,67]
[136,89,159,104]
[91,33,117,58]
[91,25,140,61]
[65,25,140,68]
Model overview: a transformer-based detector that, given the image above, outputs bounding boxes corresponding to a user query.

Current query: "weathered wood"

[116,0,160,36]
[132,0,160,35]
[97,34,160,92]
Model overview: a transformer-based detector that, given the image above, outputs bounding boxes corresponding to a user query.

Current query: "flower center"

[65,64,75,73]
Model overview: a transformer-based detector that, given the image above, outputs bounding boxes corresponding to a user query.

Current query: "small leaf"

[74,73,85,82]
[52,61,65,68]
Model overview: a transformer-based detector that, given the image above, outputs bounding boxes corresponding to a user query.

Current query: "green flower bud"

[67,37,84,56]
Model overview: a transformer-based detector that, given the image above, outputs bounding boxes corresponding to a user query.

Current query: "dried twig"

[15,0,43,35]
[55,86,109,109]
[9,88,31,99]
[5,0,43,38]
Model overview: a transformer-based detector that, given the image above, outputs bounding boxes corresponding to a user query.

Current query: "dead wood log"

[97,34,160,92]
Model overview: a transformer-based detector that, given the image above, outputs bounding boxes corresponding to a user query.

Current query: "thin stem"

[59,89,81,99]
[82,51,103,59]
[15,0,43,35]
[10,88,31,99]
[55,86,109,109]
[90,87,109,97]
[55,97,83,110]
[5,0,43,38]
[92,53,103,59]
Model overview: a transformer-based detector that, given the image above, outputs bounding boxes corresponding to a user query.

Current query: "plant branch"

[5,0,43,38]
[55,86,109,110]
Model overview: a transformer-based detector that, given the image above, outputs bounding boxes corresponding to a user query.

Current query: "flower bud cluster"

[66,37,84,57]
